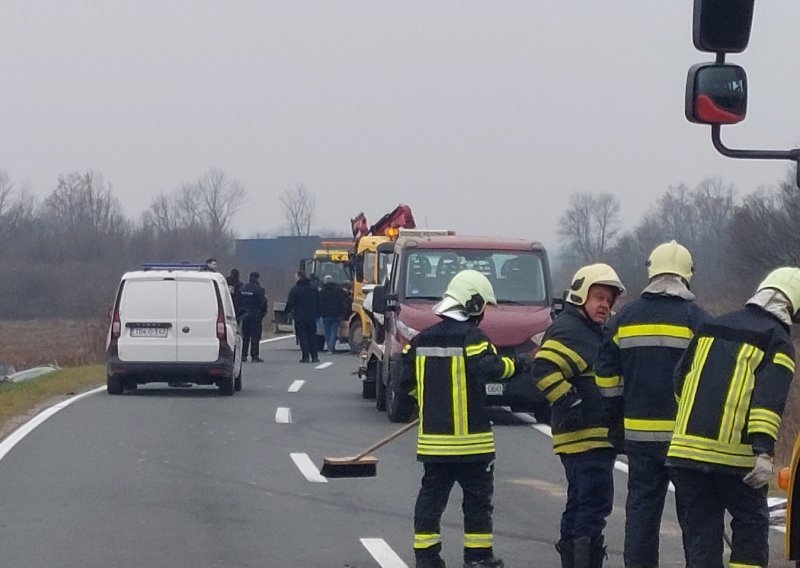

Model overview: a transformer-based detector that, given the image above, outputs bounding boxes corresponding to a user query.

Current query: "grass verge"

[0,364,105,441]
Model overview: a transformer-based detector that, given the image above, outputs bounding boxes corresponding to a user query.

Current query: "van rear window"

[121,280,176,319]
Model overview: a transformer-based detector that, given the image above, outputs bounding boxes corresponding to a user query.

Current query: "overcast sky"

[1,1,799,253]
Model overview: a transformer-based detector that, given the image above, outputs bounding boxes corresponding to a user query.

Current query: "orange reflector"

[779,466,791,492]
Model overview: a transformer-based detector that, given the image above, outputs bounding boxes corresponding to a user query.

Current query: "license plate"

[130,327,168,338]
[485,383,504,396]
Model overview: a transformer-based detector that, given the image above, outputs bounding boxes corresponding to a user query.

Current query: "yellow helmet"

[647,240,694,283]
[434,269,497,316]
[567,263,626,306]
[757,267,800,320]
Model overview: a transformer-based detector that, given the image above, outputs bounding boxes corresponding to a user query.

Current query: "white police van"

[105,263,243,395]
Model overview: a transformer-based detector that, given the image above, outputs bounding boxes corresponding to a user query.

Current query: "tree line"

[555,169,800,313]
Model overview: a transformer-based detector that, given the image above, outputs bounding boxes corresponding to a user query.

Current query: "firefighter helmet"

[756,267,800,321]
[646,240,694,283]
[566,263,626,306]
[434,269,497,316]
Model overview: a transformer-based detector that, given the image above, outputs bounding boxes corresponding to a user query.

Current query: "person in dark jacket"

[318,275,348,354]
[226,268,243,317]
[533,263,626,568]
[239,271,268,362]
[594,241,709,568]
[666,266,800,568]
[397,270,530,568]
[285,270,320,363]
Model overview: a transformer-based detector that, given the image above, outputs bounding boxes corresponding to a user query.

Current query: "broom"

[320,418,419,478]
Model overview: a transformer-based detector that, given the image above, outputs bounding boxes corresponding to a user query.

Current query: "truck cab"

[364,232,553,423]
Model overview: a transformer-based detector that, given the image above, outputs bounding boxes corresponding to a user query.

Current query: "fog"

[1,1,799,252]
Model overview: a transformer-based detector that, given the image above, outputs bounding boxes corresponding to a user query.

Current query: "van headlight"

[396,320,420,341]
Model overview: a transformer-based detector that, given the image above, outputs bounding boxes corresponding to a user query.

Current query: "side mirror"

[693,0,754,54]
[685,63,747,125]
[371,285,397,315]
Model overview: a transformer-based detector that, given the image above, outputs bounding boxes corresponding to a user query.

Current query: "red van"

[365,232,553,423]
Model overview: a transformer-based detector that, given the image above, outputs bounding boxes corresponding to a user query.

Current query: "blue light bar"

[141,262,209,271]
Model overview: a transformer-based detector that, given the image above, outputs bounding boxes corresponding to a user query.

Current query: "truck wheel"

[107,374,124,395]
[348,320,367,354]
[376,360,387,412]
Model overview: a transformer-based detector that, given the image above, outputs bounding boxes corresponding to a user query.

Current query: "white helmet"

[433,269,497,317]
[757,267,800,322]
[647,240,694,283]
[566,263,626,306]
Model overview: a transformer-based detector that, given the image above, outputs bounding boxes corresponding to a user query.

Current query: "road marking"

[290,452,328,483]
[288,380,305,392]
[360,538,408,568]
[0,386,105,462]
[260,335,295,344]
[275,407,292,423]
[315,361,333,369]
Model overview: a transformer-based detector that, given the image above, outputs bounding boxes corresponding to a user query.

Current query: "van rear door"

[176,277,219,362]
[118,278,178,362]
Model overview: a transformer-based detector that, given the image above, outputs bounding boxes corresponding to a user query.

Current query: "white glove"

[743,454,773,489]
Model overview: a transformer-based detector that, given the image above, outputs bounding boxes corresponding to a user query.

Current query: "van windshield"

[402,249,547,304]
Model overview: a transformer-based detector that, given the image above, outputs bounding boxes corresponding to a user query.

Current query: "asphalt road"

[0,335,792,567]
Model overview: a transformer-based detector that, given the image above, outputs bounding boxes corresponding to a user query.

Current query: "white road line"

[290,452,328,483]
[260,335,295,344]
[360,538,409,568]
[288,380,305,392]
[0,386,105,462]
[315,361,333,370]
[275,407,292,424]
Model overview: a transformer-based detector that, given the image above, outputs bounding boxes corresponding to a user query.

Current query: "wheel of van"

[362,360,377,399]
[107,374,124,395]
[218,372,235,396]
[375,360,387,412]
[348,320,368,354]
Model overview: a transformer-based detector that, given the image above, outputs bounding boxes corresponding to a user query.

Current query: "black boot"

[415,552,446,568]
[462,558,503,568]
[555,539,574,568]
[573,537,592,568]
[590,535,607,568]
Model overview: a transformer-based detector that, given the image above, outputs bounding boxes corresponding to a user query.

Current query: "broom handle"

[353,418,419,460]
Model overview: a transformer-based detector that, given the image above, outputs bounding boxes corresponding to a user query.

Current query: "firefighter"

[533,263,625,568]
[594,241,710,568]
[666,266,800,567]
[397,269,530,568]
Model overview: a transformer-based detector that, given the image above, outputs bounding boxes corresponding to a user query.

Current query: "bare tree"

[280,184,315,237]
[195,168,245,240]
[0,170,36,240]
[42,171,127,238]
[557,192,621,263]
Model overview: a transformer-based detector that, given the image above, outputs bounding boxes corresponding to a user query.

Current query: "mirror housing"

[686,63,747,125]
[693,0,754,54]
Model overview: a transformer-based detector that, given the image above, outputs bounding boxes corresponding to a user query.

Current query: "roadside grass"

[0,364,105,440]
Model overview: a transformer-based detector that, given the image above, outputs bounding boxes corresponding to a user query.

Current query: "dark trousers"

[624,442,671,568]
[241,317,263,358]
[671,466,769,568]
[294,320,318,361]
[559,449,615,540]
[414,460,495,563]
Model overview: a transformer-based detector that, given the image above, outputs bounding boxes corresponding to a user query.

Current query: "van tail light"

[214,283,227,341]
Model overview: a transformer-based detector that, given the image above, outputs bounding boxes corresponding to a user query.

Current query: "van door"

[117,278,178,362]
[176,278,219,362]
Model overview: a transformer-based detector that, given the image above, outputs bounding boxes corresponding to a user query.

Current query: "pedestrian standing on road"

[666,266,800,568]
[318,274,347,354]
[226,268,244,318]
[594,241,710,568]
[396,270,531,568]
[239,271,268,363]
[531,263,626,568]
[285,270,320,363]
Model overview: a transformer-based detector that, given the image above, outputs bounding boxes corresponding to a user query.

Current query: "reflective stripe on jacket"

[595,294,709,443]
[666,305,795,474]
[398,318,518,462]
[532,304,612,455]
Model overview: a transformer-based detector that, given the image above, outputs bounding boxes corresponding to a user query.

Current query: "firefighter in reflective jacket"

[666,266,800,568]
[533,263,625,568]
[397,270,529,568]
[594,241,710,568]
